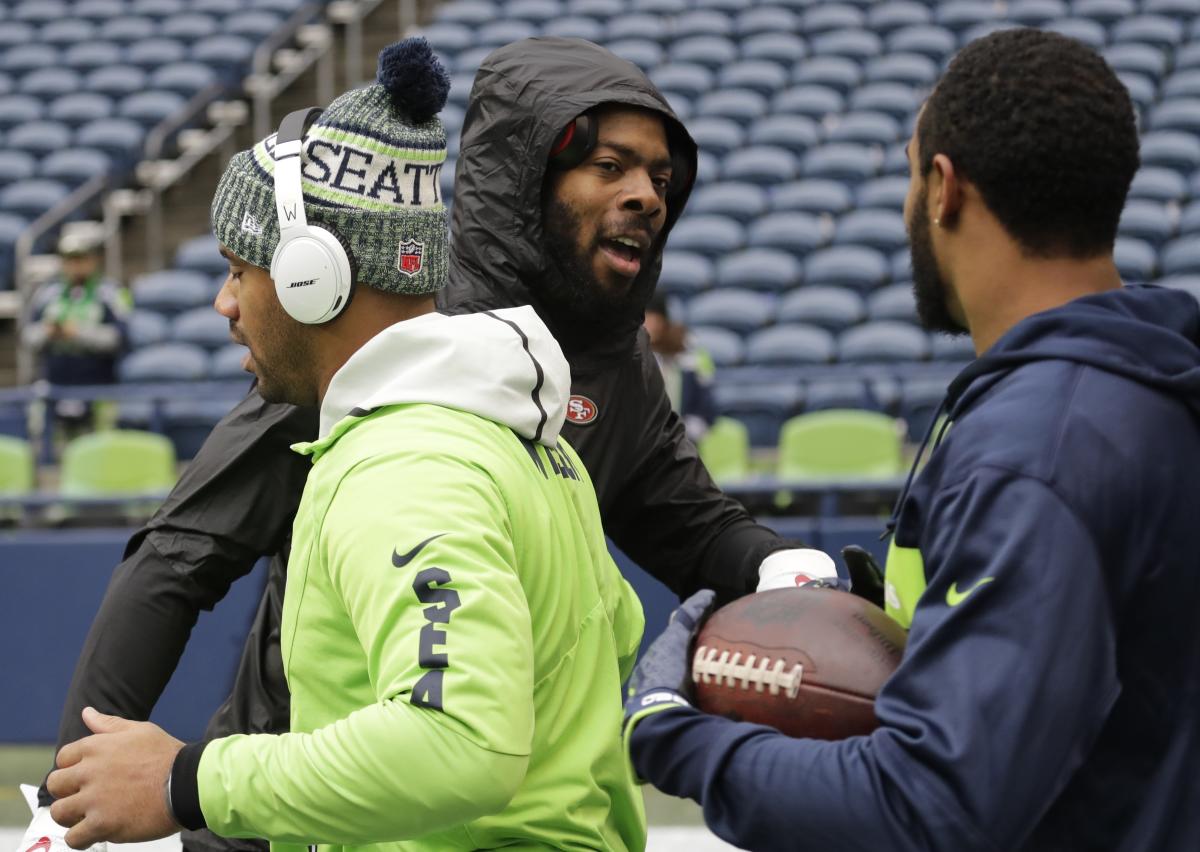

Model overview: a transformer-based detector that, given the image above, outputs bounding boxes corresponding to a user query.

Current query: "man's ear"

[930,153,963,226]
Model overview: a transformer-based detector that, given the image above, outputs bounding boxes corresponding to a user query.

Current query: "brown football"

[691,587,906,739]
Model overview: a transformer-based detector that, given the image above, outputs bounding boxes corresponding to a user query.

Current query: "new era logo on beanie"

[211,38,450,296]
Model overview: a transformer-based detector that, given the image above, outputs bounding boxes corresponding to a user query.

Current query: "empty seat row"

[691,320,973,367]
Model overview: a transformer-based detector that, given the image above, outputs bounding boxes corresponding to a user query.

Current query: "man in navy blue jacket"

[624,28,1200,852]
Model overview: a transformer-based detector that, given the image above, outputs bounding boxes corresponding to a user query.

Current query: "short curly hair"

[917,28,1139,259]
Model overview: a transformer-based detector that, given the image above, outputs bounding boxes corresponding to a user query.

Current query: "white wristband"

[756,548,838,592]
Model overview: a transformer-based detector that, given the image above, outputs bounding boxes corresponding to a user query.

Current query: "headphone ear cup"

[273,223,356,325]
[549,114,597,170]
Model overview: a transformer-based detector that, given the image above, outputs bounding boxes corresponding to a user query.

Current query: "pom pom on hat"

[376,37,450,122]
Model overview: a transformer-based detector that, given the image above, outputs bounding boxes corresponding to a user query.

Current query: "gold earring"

[934,218,941,226]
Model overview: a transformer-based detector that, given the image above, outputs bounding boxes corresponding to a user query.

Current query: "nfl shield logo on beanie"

[398,239,424,276]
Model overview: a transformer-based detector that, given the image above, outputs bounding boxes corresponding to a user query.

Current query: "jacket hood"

[948,285,1200,418]
[300,306,570,451]
[441,37,698,359]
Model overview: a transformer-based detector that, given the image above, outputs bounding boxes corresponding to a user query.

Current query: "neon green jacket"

[188,307,646,851]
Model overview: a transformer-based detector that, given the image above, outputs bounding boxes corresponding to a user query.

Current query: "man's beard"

[539,199,660,341]
[908,186,967,336]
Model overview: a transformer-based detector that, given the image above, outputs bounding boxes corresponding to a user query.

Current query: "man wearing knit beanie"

[43,39,646,852]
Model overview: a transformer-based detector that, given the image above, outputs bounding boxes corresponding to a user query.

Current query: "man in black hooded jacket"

[21,38,835,852]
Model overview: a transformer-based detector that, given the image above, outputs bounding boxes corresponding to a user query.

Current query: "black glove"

[841,545,885,609]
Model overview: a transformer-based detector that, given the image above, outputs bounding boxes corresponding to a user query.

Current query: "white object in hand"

[755,548,838,592]
[16,784,108,852]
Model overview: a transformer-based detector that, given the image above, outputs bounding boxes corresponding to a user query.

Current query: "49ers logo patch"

[566,394,598,424]
[397,239,424,276]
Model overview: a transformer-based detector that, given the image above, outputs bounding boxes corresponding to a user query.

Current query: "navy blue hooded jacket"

[631,285,1200,851]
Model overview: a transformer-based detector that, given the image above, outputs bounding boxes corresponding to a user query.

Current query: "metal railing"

[247,3,336,140]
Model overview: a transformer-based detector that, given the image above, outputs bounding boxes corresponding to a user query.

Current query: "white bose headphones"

[271,107,355,324]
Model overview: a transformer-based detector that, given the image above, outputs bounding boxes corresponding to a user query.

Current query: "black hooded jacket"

[39,38,793,824]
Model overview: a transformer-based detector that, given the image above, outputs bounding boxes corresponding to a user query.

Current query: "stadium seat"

[714,383,802,447]
[39,148,113,187]
[0,21,34,50]
[715,249,802,292]
[899,378,951,442]
[191,36,256,81]
[772,85,845,120]
[0,178,71,220]
[171,306,230,349]
[688,117,745,157]
[1146,0,1200,15]
[1158,274,1200,304]
[118,90,188,128]
[868,1,933,34]
[542,16,603,40]
[605,39,663,70]
[85,65,149,100]
[826,111,902,146]
[1141,131,1200,173]
[1150,98,1200,133]
[689,181,768,222]
[131,269,212,314]
[1180,199,1200,235]
[688,288,775,333]
[747,211,829,256]
[867,282,918,322]
[812,29,884,62]
[771,179,854,215]
[1111,15,1184,49]
[1126,167,1188,203]
[697,416,750,483]
[119,342,209,382]
[740,32,807,64]
[929,333,976,361]
[0,151,36,187]
[735,5,794,36]
[150,63,219,97]
[744,324,836,365]
[746,115,820,154]
[18,68,81,99]
[1074,0,1136,25]
[73,0,127,22]
[651,64,713,100]
[803,376,875,413]
[1009,0,1069,23]
[568,0,623,16]
[658,251,715,297]
[803,4,865,34]
[959,20,1021,46]
[1119,201,1175,245]
[660,91,692,120]
[834,209,908,252]
[849,83,920,121]
[60,430,176,497]
[1104,43,1170,80]
[49,94,116,129]
[935,0,1002,31]
[719,60,788,95]
[602,14,664,43]
[506,0,563,23]
[777,409,904,480]
[675,10,734,38]
[1163,70,1200,100]
[838,321,930,361]
[126,309,170,349]
[99,17,157,44]
[803,144,882,184]
[126,37,189,70]
[1161,237,1200,274]
[694,148,717,181]
[209,343,249,380]
[723,146,797,184]
[856,176,910,211]
[0,95,43,132]
[416,23,475,55]
[76,118,146,171]
[886,24,957,61]
[0,435,34,495]
[1042,17,1107,48]
[162,13,219,42]
[792,56,862,94]
[691,325,744,367]
[806,245,889,291]
[776,286,866,330]
[7,121,73,158]
[670,36,739,69]
[695,88,769,121]
[670,215,746,257]
[864,53,938,86]
[2,44,58,76]
[223,11,285,41]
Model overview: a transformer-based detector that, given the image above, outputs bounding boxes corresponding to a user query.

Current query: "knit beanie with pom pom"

[210,37,450,294]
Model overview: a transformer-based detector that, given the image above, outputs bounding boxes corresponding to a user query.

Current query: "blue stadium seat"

[568,0,623,15]
[802,144,881,183]
[605,39,663,70]
[1126,167,1188,203]
[0,151,36,187]
[631,0,687,12]
[150,62,218,97]
[1179,199,1200,235]
[192,36,255,83]
[826,111,901,146]
[694,148,718,181]
[772,85,845,120]
[738,7,799,38]
[1009,0,1069,23]
[890,249,913,282]
[1111,15,1184,49]
[1119,72,1157,113]
[719,60,788,95]
[658,251,715,297]
[1163,70,1200,99]
[651,64,715,99]
[210,344,249,380]
[670,215,746,257]
[777,285,865,330]
[740,33,807,64]
[174,234,225,276]
[1146,0,1200,15]
[675,10,734,38]
[745,324,836,366]
[688,117,745,156]
[807,376,878,412]
[770,179,854,215]
[602,14,662,42]
[697,0,752,13]
[713,382,802,447]
[1157,274,1200,304]
[118,342,208,382]
[669,36,739,69]
[415,23,475,55]
[695,88,768,121]
[1103,43,1169,80]
[76,118,146,171]
[49,94,116,128]
[1141,131,1200,173]
[838,321,930,362]
[0,74,10,97]
[7,122,73,157]
[856,176,910,211]
[118,91,187,128]
[171,306,229,349]
[689,181,769,222]
[99,17,157,44]
[792,56,862,94]
[13,0,69,24]
[74,0,129,22]
[803,5,865,34]
[723,146,798,185]
[899,377,950,440]
[1161,237,1200,274]
[0,22,35,50]
[436,0,498,24]
[935,0,1002,31]
[126,309,170,349]
[39,148,113,187]
[0,95,43,132]
[506,0,563,23]
[39,20,98,47]
[834,209,908,252]
[132,269,212,313]
[445,72,477,107]
[884,140,912,176]
[864,53,938,86]
[806,245,889,291]
[132,0,185,18]
[85,65,149,99]
[812,29,884,62]
[2,45,59,76]
[929,332,976,361]
[867,282,918,322]
[19,68,80,100]
[162,13,219,42]
[849,82,920,121]
[886,24,957,60]
[959,21,1021,46]
[747,211,829,256]
[1150,98,1200,132]
[688,288,775,332]
[1073,0,1136,25]
[126,37,189,70]
[716,248,803,295]
[868,2,932,34]
[1042,17,1107,48]
[747,115,820,154]
[223,11,284,41]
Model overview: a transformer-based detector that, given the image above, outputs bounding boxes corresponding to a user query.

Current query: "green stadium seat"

[777,409,904,480]
[698,416,750,483]
[0,435,34,494]
[60,429,176,497]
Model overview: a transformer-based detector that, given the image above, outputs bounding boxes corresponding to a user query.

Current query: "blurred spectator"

[22,226,128,438]
[644,292,717,441]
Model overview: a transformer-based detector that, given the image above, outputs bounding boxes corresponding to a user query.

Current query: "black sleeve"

[602,336,801,603]
[38,390,315,805]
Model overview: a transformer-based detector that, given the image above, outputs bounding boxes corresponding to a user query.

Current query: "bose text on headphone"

[272,107,356,325]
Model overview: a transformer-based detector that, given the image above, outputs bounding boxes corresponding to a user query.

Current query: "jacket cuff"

[169,741,211,831]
